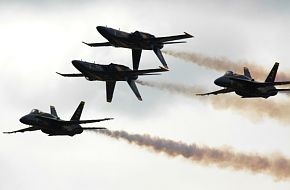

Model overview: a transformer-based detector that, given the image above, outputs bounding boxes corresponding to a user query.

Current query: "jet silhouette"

[57,60,168,102]
[197,62,290,98]
[82,26,193,69]
[3,101,112,136]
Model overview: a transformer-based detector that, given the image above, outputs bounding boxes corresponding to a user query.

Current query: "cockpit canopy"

[224,71,234,76]
[30,109,39,114]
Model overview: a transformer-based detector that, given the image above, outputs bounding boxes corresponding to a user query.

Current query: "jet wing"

[119,67,168,76]
[196,88,234,96]
[56,72,84,77]
[82,41,112,47]
[65,118,113,125]
[3,126,40,134]
[36,115,113,125]
[155,32,193,43]
[273,81,290,85]
[230,77,290,87]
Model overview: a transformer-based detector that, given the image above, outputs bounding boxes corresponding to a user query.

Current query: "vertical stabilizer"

[50,106,59,119]
[71,101,85,121]
[243,67,252,79]
[127,80,142,101]
[265,62,279,82]
[153,47,168,69]
[106,81,116,102]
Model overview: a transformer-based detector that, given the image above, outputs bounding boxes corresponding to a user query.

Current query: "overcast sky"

[1,0,290,190]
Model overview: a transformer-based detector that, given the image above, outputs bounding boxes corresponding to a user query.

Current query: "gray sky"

[1,0,290,189]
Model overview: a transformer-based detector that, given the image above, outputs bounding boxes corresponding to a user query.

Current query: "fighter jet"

[197,62,290,98]
[82,26,193,70]
[56,60,168,102]
[3,101,112,136]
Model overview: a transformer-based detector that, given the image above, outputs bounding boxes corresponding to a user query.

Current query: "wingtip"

[184,32,194,38]
[158,66,169,71]
[137,97,143,101]
[56,72,63,76]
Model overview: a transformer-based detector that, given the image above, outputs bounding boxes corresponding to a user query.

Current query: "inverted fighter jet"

[82,26,193,69]
[57,60,168,102]
[197,62,290,98]
[3,101,112,136]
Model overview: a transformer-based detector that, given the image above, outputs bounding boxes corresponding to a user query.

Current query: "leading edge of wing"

[196,88,234,96]
[82,41,112,47]
[3,126,40,134]
[56,72,84,77]
[155,32,194,43]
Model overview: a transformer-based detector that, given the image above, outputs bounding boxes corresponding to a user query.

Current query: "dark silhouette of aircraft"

[82,26,193,70]
[3,101,112,136]
[197,62,290,98]
[57,60,168,102]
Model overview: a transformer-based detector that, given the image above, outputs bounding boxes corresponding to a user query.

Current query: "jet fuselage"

[20,110,83,136]
[214,72,277,98]
[72,60,138,81]
[96,26,163,50]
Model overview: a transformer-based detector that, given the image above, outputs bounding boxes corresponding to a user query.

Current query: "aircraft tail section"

[153,47,168,69]
[50,106,59,119]
[243,67,252,79]
[71,101,85,121]
[132,49,142,70]
[106,81,116,103]
[127,80,142,101]
[265,62,279,82]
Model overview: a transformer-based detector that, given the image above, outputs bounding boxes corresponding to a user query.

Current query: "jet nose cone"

[96,26,106,34]
[72,60,81,68]
[19,116,29,124]
[214,78,222,86]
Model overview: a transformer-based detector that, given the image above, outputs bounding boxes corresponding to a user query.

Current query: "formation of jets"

[4,26,290,136]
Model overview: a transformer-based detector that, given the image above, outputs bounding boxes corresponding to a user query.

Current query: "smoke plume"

[137,80,290,124]
[96,129,290,180]
[163,50,289,81]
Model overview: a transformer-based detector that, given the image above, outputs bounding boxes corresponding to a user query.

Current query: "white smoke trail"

[137,80,290,124]
[96,129,290,180]
[163,50,289,81]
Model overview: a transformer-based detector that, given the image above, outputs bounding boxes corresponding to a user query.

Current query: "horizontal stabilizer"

[82,41,111,47]
[56,72,84,77]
